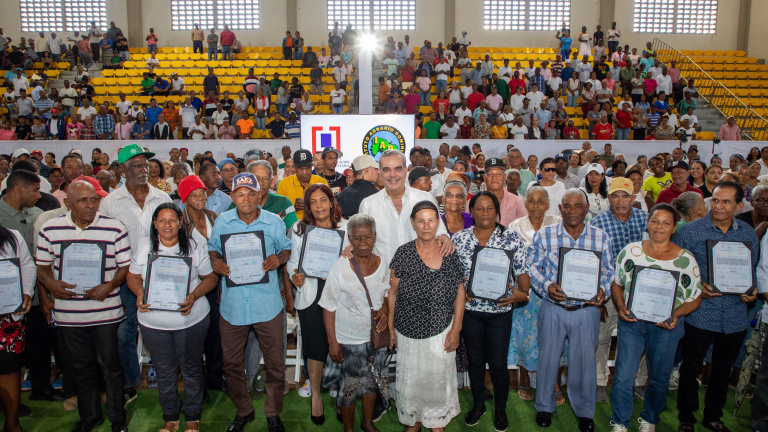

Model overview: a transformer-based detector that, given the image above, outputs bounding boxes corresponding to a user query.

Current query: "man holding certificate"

[208,172,292,432]
[36,180,131,432]
[609,204,702,432]
[673,181,759,432]
[527,189,614,432]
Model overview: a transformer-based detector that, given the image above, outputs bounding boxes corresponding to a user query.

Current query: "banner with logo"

[299,114,416,172]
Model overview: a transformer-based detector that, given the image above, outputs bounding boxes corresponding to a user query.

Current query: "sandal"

[159,420,180,432]
[185,420,200,432]
[555,391,565,406]
[517,385,533,401]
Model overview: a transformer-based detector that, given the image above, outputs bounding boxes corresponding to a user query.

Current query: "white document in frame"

[225,234,265,285]
[301,228,343,279]
[0,260,22,315]
[630,268,677,323]
[61,243,103,295]
[147,257,191,310]
[470,247,510,300]
[560,249,600,300]
[711,242,752,293]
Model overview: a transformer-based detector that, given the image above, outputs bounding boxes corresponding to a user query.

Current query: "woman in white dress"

[578,26,592,57]
[580,163,610,218]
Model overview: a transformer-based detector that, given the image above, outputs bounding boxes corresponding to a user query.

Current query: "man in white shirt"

[358,150,452,263]
[509,86,526,112]
[578,57,593,84]
[188,115,206,140]
[11,69,28,97]
[48,33,62,61]
[525,60,536,79]
[170,73,186,95]
[403,34,414,56]
[680,107,698,129]
[34,32,48,55]
[211,103,229,128]
[498,59,514,83]
[114,92,131,116]
[458,31,471,48]
[77,99,98,122]
[676,118,696,141]
[146,52,160,69]
[655,67,672,96]
[439,117,460,139]
[547,70,563,96]
[647,60,662,80]
[526,84,545,110]
[481,55,494,78]
[180,97,198,138]
[448,81,463,106]
[59,79,78,109]
[127,101,144,122]
[329,83,347,114]
[460,81,474,100]
[454,99,472,125]
[434,58,451,96]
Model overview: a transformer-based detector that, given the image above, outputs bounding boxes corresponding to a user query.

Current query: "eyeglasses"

[754,198,768,205]
[543,167,557,172]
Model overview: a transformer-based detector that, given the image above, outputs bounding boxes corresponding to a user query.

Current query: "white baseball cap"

[11,148,30,159]
[586,163,605,175]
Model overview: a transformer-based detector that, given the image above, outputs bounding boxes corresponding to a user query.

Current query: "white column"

[358,49,373,114]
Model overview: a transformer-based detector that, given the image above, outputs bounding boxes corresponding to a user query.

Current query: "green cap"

[118,144,155,164]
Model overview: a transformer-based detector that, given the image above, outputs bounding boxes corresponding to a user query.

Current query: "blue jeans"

[616,128,630,140]
[117,284,141,389]
[608,41,619,56]
[567,93,578,107]
[561,49,571,61]
[208,46,218,60]
[193,41,203,54]
[256,116,266,130]
[332,105,343,114]
[221,45,232,60]
[276,103,288,118]
[148,44,157,54]
[610,319,684,427]
[418,90,430,106]
[435,79,447,96]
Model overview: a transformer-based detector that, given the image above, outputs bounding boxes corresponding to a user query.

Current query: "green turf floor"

[8,386,754,432]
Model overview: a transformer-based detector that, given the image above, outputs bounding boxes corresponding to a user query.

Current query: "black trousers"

[677,323,745,424]
[203,289,224,390]
[24,305,57,394]
[57,323,125,425]
[752,325,768,431]
[90,43,100,62]
[462,309,512,412]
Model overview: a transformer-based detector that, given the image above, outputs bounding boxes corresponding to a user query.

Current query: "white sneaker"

[297,379,311,398]
[669,369,680,390]
[329,386,339,398]
[609,421,628,432]
[638,418,656,432]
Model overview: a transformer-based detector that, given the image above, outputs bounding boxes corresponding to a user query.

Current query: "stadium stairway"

[47,63,103,95]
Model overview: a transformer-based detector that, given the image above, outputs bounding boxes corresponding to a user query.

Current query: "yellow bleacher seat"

[271,53,283,60]
[697,131,716,140]
[101,70,115,77]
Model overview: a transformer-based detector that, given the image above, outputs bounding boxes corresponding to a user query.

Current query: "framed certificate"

[298,225,345,279]
[626,266,679,324]
[221,231,269,288]
[143,255,193,312]
[59,241,107,296]
[556,247,603,302]
[706,240,754,295]
[0,258,23,315]
[466,246,514,302]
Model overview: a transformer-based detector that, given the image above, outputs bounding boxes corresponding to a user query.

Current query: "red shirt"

[655,183,704,204]
[508,78,526,93]
[467,92,484,110]
[563,126,580,139]
[401,66,415,83]
[404,93,419,114]
[615,110,632,129]
[433,98,449,113]
[593,122,614,139]
[460,124,473,138]
[220,30,236,46]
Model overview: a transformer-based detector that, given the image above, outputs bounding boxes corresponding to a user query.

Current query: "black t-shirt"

[35,192,61,212]
[337,179,377,219]
[595,62,609,80]
[15,124,31,140]
[220,97,233,113]
[317,171,346,196]
[289,84,304,99]
[269,119,285,138]
[449,42,460,54]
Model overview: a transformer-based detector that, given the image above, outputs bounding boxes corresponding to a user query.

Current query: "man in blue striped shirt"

[528,189,614,431]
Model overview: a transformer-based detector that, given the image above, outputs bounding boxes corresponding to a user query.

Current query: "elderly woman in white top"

[0,226,35,432]
[508,186,564,404]
[319,214,390,432]
[126,203,218,432]
[287,183,349,425]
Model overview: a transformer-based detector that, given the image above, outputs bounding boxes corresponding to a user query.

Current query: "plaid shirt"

[528,74,546,93]
[529,221,615,307]
[79,126,97,140]
[590,207,648,264]
[93,114,115,138]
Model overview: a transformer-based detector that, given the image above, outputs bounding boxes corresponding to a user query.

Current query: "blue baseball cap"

[232,172,260,192]
[217,157,236,171]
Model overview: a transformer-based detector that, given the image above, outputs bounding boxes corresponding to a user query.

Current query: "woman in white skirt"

[388,201,467,431]
[578,26,592,58]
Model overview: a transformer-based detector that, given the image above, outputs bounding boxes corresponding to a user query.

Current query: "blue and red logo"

[311,126,341,154]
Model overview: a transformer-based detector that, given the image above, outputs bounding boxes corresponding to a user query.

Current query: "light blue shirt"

[394,48,407,66]
[206,188,233,215]
[208,207,292,325]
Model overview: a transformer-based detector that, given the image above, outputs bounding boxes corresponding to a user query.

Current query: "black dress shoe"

[465,405,487,426]
[494,410,509,432]
[311,414,325,426]
[577,417,595,432]
[225,410,255,432]
[18,403,31,417]
[678,423,695,432]
[267,415,286,432]
[536,411,552,428]
[111,423,129,432]
[30,387,65,402]
[71,418,105,432]
[702,420,731,432]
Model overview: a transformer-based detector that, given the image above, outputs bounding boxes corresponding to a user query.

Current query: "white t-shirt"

[188,123,206,139]
[317,257,390,345]
[77,106,97,119]
[49,38,62,55]
[330,89,346,104]
[59,87,78,107]
[578,63,593,82]
[510,125,528,140]
[498,66,514,83]
[171,77,185,91]
[528,181,566,216]
[435,63,451,81]
[128,237,212,331]
[461,86,473,100]
[146,57,160,67]
[526,90,545,109]
[677,126,695,140]
[509,94,526,111]
[547,77,563,92]
[180,105,197,128]
[127,107,144,120]
[115,100,131,115]
[454,106,472,125]
[680,114,698,126]
[448,88,462,104]
[211,110,229,127]
[439,123,460,139]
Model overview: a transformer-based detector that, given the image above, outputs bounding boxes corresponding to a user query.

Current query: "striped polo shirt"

[36,212,131,327]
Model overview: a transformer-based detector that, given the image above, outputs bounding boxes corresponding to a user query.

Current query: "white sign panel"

[299,114,416,173]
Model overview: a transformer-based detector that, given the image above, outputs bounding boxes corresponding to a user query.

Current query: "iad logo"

[362,125,406,162]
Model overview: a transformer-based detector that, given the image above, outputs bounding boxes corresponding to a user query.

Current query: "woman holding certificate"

[389,200,466,432]
[508,186,564,404]
[287,183,348,425]
[0,225,35,432]
[452,191,530,430]
[126,203,219,432]
[318,214,390,432]
[608,203,702,432]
